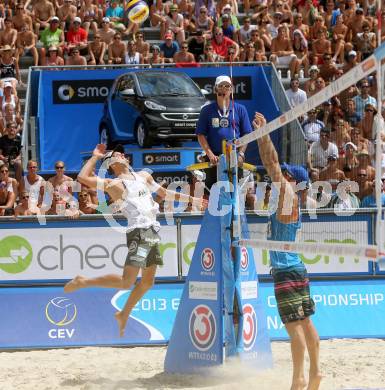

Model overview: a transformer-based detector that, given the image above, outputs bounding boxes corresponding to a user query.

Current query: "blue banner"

[0,280,384,349]
[35,66,280,172]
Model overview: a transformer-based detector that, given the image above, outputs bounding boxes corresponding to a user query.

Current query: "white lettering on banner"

[242,351,258,360]
[188,351,218,361]
[241,281,258,299]
[267,295,276,308]
[131,297,180,312]
[48,329,75,339]
[312,293,384,306]
[267,316,285,330]
[189,281,218,300]
[0,226,178,280]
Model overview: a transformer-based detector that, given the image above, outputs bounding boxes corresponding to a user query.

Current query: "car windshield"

[137,72,202,97]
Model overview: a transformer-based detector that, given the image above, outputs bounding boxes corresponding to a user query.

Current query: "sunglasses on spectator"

[361,85,369,88]
[55,165,64,169]
[200,10,206,13]
[22,195,30,199]
[205,47,213,51]
[0,170,8,173]
[365,108,374,112]
[215,32,223,36]
[28,165,37,169]
[114,36,121,39]
[182,45,188,49]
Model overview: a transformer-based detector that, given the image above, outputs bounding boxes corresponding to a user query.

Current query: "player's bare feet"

[115,311,127,337]
[307,372,322,390]
[290,378,307,390]
[64,276,86,293]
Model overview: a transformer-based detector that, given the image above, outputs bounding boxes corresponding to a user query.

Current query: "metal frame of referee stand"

[164,143,273,374]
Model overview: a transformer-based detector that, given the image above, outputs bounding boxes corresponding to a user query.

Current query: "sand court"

[0,339,384,390]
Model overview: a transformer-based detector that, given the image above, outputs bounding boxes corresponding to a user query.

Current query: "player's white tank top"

[120,173,160,231]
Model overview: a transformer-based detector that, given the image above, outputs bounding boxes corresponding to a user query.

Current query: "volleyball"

[126,0,149,24]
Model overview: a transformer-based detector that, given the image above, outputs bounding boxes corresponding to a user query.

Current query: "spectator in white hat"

[66,16,88,52]
[97,17,116,45]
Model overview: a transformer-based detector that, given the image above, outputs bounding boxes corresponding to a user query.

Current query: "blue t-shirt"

[195,101,252,155]
[160,41,179,58]
[361,193,385,208]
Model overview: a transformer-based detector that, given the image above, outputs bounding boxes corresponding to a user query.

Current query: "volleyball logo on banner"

[242,304,257,351]
[189,305,216,351]
[201,248,215,271]
[240,247,249,270]
[126,0,149,24]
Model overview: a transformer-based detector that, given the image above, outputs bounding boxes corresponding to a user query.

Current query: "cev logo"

[0,236,33,274]
[58,84,75,101]
[201,248,215,271]
[189,305,216,351]
[45,297,77,326]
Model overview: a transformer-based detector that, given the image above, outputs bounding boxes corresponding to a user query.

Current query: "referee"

[195,75,252,192]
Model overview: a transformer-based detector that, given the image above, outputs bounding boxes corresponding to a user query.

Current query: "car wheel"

[135,120,153,148]
[99,126,113,149]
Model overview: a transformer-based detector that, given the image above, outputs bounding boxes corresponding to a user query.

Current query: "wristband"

[239,151,245,159]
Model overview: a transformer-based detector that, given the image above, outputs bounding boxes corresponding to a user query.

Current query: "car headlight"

[144,100,166,111]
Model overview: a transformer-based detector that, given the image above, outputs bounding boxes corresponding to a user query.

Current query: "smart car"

[99,70,208,148]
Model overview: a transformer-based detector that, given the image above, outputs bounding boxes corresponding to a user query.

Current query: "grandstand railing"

[23,61,307,168]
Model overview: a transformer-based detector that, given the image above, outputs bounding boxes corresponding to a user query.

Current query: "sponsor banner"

[0,284,180,349]
[181,214,373,276]
[193,76,252,100]
[37,66,280,171]
[152,171,192,185]
[143,152,181,166]
[1,280,384,349]
[0,223,178,282]
[52,79,113,104]
[165,209,224,373]
[261,280,385,339]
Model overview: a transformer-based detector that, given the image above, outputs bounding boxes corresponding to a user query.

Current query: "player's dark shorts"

[272,266,315,324]
[125,227,163,268]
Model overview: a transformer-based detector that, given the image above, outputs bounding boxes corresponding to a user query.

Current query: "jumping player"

[64,144,207,336]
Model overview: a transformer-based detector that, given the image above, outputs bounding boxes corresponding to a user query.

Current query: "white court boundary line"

[233,239,380,259]
[236,42,385,147]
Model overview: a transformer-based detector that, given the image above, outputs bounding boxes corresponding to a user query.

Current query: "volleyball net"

[232,42,385,264]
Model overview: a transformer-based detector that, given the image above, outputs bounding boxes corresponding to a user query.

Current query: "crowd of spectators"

[0,0,384,216]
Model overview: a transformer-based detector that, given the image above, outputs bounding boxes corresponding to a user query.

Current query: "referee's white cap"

[215,75,232,86]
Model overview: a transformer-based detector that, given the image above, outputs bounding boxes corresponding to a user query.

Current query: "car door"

[108,74,138,141]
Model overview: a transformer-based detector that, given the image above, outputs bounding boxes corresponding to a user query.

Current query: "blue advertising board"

[1,280,384,349]
[35,66,280,172]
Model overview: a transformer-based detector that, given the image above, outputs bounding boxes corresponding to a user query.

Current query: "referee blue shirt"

[196,102,253,155]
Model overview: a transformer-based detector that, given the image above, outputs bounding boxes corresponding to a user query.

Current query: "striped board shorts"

[272,266,315,324]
